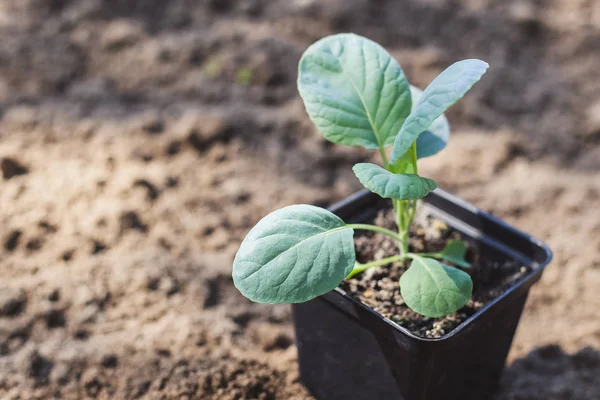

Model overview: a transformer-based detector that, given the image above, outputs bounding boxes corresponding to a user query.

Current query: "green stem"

[348,252,429,279]
[346,224,404,242]
[411,142,418,173]
[415,251,443,259]
[347,255,405,279]
[379,147,389,168]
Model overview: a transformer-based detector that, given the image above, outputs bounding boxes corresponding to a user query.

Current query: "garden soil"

[0,0,599,399]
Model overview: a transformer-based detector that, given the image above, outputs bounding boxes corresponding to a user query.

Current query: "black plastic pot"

[292,189,552,400]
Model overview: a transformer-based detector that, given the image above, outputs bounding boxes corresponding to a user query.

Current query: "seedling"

[233,34,488,318]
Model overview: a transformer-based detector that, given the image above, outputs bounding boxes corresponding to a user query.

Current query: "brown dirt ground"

[0,0,599,399]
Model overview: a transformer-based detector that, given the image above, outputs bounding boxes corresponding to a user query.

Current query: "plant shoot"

[232,34,488,318]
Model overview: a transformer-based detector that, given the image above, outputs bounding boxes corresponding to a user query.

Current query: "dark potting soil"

[339,203,530,339]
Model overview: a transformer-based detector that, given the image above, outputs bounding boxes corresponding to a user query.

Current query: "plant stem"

[345,224,404,242]
[347,255,406,279]
[417,252,442,259]
[379,147,389,167]
[347,252,429,279]
[398,143,420,255]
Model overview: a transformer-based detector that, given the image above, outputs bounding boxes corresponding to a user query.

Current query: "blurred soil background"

[1,0,599,399]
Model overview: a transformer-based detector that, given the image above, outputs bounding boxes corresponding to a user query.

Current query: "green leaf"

[298,33,412,150]
[390,59,488,163]
[233,205,355,304]
[352,163,437,200]
[400,256,472,318]
[410,86,450,159]
[437,240,471,268]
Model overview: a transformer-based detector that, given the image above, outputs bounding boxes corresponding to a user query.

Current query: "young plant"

[232,34,488,318]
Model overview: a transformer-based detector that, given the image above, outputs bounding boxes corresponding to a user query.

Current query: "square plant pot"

[292,189,553,400]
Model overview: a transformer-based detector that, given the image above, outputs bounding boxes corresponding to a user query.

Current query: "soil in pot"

[339,199,531,339]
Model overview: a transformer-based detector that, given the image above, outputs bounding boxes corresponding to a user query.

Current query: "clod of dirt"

[48,289,61,302]
[234,191,252,204]
[263,333,293,352]
[230,310,254,328]
[186,116,230,153]
[203,274,243,309]
[1,106,40,131]
[28,351,54,385]
[25,237,44,252]
[119,211,148,234]
[0,288,28,317]
[38,221,58,233]
[101,354,119,369]
[146,277,160,291]
[138,112,165,135]
[91,240,107,255]
[165,140,182,156]
[165,176,179,188]
[203,276,225,309]
[508,1,544,37]
[1,157,29,180]
[45,309,67,329]
[61,249,75,262]
[208,0,235,13]
[82,368,104,397]
[163,277,180,297]
[1,325,31,356]
[74,329,90,341]
[67,77,115,100]
[131,149,154,163]
[4,230,22,252]
[100,19,145,51]
[133,179,160,201]
[198,358,288,400]
[583,100,600,139]
[155,348,171,358]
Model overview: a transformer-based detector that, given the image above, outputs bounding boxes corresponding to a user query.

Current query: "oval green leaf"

[352,163,437,200]
[233,205,355,304]
[400,256,473,318]
[437,240,471,269]
[391,59,489,163]
[410,86,451,159]
[298,33,412,150]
